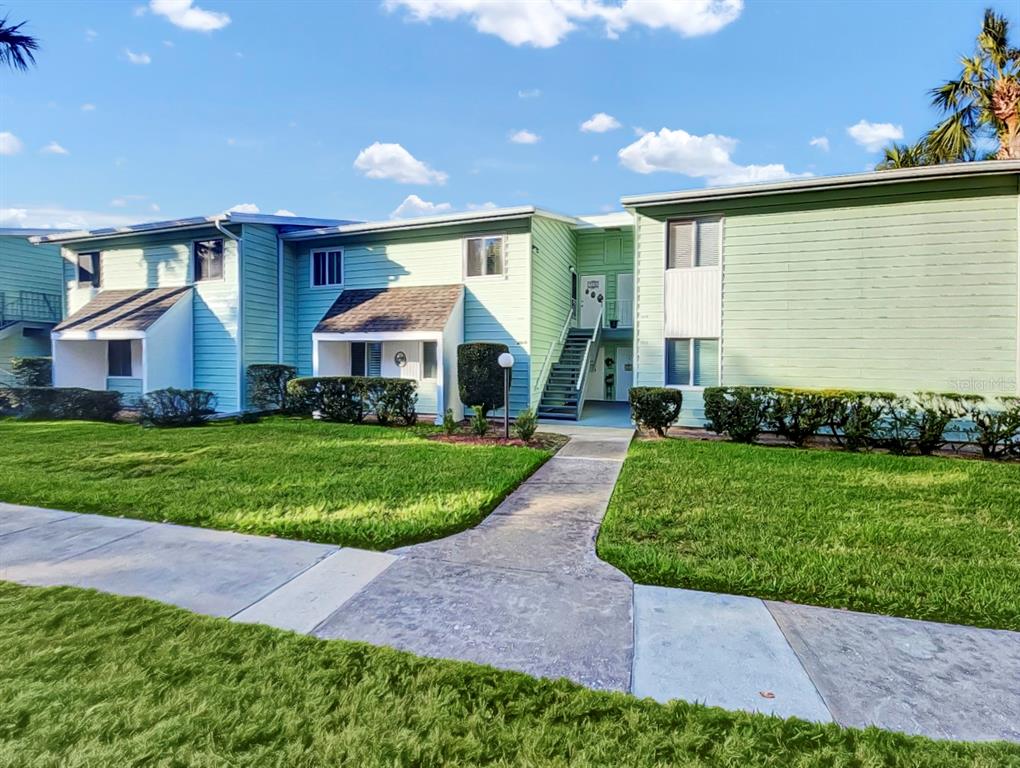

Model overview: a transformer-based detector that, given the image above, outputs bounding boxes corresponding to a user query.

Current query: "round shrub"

[629,387,683,437]
[703,386,773,443]
[140,388,216,427]
[458,343,509,417]
[246,364,297,412]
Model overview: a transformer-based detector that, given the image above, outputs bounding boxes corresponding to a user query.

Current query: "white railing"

[535,300,575,400]
[576,302,604,393]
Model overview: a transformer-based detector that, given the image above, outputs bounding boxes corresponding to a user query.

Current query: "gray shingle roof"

[54,287,191,333]
[315,285,462,334]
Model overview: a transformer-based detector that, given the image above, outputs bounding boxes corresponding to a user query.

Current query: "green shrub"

[1,386,121,421]
[10,357,52,387]
[234,411,261,425]
[287,377,365,423]
[458,343,509,417]
[967,396,1020,459]
[513,407,538,442]
[470,405,489,437]
[246,364,297,411]
[140,388,216,427]
[442,408,458,435]
[629,387,683,437]
[912,392,978,455]
[821,390,895,451]
[703,386,773,443]
[369,379,418,426]
[0,386,13,414]
[769,389,832,447]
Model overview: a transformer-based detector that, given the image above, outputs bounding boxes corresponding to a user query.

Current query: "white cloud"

[227,203,260,214]
[85,28,98,41]
[592,154,599,162]
[110,194,149,207]
[163,39,175,47]
[133,5,148,16]
[518,88,541,99]
[581,112,621,133]
[0,132,24,156]
[391,194,453,218]
[125,49,152,64]
[846,120,903,152]
[81,103,97,112]
[41,141,70,156]
[809,136,829,152]
[0,205,140,230]
[273,209,297,217]
[149,0,230,32]
[150,203,161,212]
[354,142,448,185]
[467,201,499,210]
[509,129,540,144]
[617,127,808,186]
[384,0,742,48]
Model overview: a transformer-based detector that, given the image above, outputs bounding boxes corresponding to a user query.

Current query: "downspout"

[277,237,284,363]
[214,217,243,412]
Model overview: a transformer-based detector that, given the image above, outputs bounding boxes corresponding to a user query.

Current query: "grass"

[1,582,1016,767]
[0,417,551,550]
[598,438,1020,631]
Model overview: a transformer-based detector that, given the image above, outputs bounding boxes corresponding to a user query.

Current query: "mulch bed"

[427,431,568,452]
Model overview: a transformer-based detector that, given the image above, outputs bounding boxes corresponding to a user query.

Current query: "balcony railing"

[604,299,633,329]
[0,291,61,328]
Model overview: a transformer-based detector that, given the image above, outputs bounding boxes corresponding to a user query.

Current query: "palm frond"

[924,111,977,162]
[0,16,39,72]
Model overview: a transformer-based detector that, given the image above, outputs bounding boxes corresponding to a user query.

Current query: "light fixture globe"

[498,352,515,369]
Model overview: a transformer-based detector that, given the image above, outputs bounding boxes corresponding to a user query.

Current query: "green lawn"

[1,583,1015,767]
[598,438,1020,631]
[0,417,550,550]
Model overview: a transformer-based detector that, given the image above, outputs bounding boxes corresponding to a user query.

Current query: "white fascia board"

[52,329,146,341]
[312,330,444,343]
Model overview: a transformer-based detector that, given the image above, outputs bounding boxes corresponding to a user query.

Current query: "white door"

[580,274,605,328]
[616,273,634,328]
[615,346,633,401]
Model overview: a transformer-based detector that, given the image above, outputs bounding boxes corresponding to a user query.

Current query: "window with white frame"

[77,252,101,287]
[194,239,224,282]
[311,249,343,287]
[422,341,438,379]
[465,235,505,278]
[666,338,719,387]
[666,217,721,269]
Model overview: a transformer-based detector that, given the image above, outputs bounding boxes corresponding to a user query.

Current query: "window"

[194,239,224,282]
[666,338,719,387]
[350,342,366,376]
[77,252,100,287]
[108,340,133,377]
[666,218,721,269]
[422,342,438,379]
[350,341,382,377]
[465,235,505,277]
[312,249,343,287]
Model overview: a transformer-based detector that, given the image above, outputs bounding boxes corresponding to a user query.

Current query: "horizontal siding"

[529,216,574,403]
[575,225,635,323]
[0,236,63,304]
[633,174,1020,425]
[241,224,281,403]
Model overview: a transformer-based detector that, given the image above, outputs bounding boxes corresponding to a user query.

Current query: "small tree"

[11,357,52,387]
[458,342,509,417]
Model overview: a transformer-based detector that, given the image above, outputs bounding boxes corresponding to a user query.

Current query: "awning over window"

[315,284,462,334]
[54,287,192,334]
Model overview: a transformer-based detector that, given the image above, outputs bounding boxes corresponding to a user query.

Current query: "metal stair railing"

[0,290,61,326]
[573,302,604,419]
[535,300,576,406]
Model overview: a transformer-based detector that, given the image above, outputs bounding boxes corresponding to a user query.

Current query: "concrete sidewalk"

[2,424,1019,743]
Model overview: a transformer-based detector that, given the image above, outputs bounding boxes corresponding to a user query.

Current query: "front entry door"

[615,347,633,401]
[580,274,605,328]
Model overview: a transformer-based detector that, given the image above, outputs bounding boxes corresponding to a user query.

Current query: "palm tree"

[0,15,38,72]
[875,142,930,170]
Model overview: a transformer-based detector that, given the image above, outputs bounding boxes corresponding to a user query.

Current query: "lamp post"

[498,352,515,440]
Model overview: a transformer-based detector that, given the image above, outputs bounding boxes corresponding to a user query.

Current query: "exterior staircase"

[537,328,597,421]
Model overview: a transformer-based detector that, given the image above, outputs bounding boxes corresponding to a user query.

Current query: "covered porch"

[312,284,464,424]
[51,287,193,406]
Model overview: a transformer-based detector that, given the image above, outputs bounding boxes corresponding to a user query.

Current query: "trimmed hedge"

[140,388,217,427]
[246,364,297,412]
[286,376,418,425]
[629,387,683,437]
[10,357,52,387]
[458,343,509,416]
[0,386,121,421]
[702,386,1020,459]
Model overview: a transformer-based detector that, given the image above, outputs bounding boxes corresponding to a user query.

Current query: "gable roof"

[54,287,191,333]
[619,160,1020,208]
[315,285,462,334]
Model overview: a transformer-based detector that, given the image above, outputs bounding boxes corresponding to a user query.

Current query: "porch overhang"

[52,287,192,339]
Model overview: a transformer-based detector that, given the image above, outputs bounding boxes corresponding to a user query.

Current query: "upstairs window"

[666,338,719,387]
[667,218,721,269]
[77,252,101,287]
[194,239,224,282]
[465,235,505,278]
[312,249,344,287]
[107,340,133,377]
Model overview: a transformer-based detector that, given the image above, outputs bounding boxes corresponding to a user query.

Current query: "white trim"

[309,247,345,289]
[462,233,508,281]
[52,329,145,341]
[664,336,721,388]
[664,214,723,270]
[1016,174,1020,395]
[189,236,227,284]
[313,330,443,343]
[621,160,1020,207]
[277,237,285,362]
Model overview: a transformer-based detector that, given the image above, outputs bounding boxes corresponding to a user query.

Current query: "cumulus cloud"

[846,120,903,152]
[0,205,140,230]
[273,209,297,217]
[227,203,259,214]
[617,127,808,186]
[809,136,829,152]
[149,0,230,31]
[384,0,742,48]
[0,132,24,156]
[467,201,499,210]
[509,129,540,144]
[41,141,70,156]
[125,49,152,64]
[581,112,621,133]
[391,194,453,218]
[354,142,448,185]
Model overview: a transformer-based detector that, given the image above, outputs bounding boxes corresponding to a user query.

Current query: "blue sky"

[2,0,1017,229]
